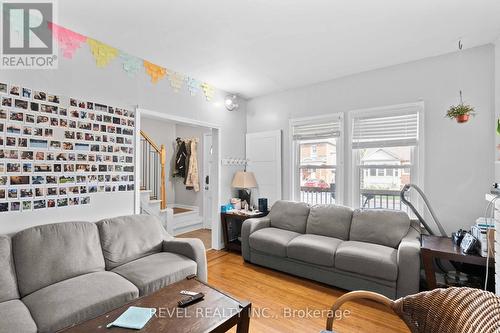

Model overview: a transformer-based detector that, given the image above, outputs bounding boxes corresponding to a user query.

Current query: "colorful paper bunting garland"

[201,82,215,101]
[186,77,200,96]
[87,38,119,67]
[144,61,167,84]
[48,22,87,59]
[120,53,142,77]
[168,72,185,92]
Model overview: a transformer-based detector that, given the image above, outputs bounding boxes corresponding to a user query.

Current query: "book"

[106,306,156,330]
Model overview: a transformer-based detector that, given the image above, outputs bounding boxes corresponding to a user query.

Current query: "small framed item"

[460,233,477,254]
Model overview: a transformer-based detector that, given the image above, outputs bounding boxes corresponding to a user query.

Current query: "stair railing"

[140,130,166,210]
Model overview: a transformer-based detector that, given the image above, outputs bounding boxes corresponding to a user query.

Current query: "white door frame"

[134,107,222,250]
[202,132,213,229]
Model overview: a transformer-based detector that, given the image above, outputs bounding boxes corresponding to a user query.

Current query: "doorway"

[135,108,221,250]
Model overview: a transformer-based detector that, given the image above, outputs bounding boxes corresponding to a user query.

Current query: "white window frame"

[289,113,344,205]
[346,102,425,209]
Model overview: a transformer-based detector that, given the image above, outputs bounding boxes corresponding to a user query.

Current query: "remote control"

[180,290,198,296]
[178,292,204,307]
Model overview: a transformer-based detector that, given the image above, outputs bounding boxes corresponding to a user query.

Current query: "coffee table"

[58,276,251,333]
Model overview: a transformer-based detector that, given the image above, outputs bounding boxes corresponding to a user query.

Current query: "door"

[246,130,282,207]
[203,133,213,229]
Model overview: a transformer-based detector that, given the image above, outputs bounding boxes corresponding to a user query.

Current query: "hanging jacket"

[185,139,200,192]
[173,140,188,178]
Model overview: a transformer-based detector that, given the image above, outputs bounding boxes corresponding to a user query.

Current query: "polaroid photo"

[88,186,97,193]
[34,91,46,101]
[22,163,32,172]
[8,188,18,199]
[30,102,39,112]
[22,88,31,99]
[55,152,67,161]
[5,137,16,147]
[63,142,74,150]
[95,103,106,112]
[57,198,68,207]
[58,187,67,196]
[0,109,6,119]
[59,108,67,116]
[34,164,52,172]
[47,199,56,208]
[14,99,28,110]
[70,98,78,107]
[10,176,30,186]
[9,86,20,96]
[59,176,74,184]
[78,101,85,109]
[47,95,59,104]
[6,124,21,134]
[2,97,12,107]
[0,202,8,212]
[36,115,49,124]
[30,139,48,149]
[25,113,35,124]
[59,118,68,127]
[87,102,93,110]
[76,175,86,183]
[79,186,87,194]
[22,201,32,211]
[64,131,75,140]
[64,164,75,172]
[67,153,75,161]
[33,199,46,210]
[53,164,61,172]
[7,150,18,159]
[10,201,20,212]
[50,118,58,127]
[68,186,79,194]
[46,175,57,184]
[17,138,27,148]
[0,123,3,133]
[9,111,24,122]
[34,188,45,197]
[23,126,32,135]
[46,152,55,161]
[0,189,5,199]
[6,163,20,172]
[80,196,90,205]
[19,188,33,198]
[0,137,3,146]
[35,151,45,160]
[31,176,45,185]
[40,104,57,114]
[69,197,79,206]
[33,128,43,136]
[0,177,6,186]
[21,151,33,160]
[0,83,7,94]
[44,128,53,137]
[47,187,57,196]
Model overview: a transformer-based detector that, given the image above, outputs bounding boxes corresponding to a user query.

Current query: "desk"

[421,235,494,290]
[221,211,268,253]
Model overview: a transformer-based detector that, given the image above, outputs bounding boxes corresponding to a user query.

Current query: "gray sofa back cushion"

[269,200,310,233]
[306,204,353,240]
[96,214,165,270]
[12,222,105,297]
[0,236,20,302]
[349,209,411,248]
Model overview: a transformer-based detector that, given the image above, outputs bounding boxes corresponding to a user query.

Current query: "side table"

[221,211,268,253]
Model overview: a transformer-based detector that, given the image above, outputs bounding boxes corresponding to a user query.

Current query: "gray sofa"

[241,201,421,299]
[0,214,206,333]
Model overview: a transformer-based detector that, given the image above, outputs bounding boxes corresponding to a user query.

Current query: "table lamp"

[231,171,257,209]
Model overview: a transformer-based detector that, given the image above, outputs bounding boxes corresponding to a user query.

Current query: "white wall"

[495,39,500,180]
[0,44,247,234]
[174,124,211,211]
[247,44,495,234]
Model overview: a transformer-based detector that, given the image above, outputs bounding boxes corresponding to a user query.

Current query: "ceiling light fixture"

[224,94,239,111]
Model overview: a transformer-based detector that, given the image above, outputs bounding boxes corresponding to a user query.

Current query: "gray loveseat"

[241,201,421,299]
[0,214,206,333]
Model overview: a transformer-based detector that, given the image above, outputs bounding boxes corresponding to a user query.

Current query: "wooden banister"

[140,130,166,210]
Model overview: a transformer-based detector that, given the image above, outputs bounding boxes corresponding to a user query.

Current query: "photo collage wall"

[0,82,135,213]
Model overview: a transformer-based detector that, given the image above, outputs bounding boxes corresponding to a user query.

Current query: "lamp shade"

[232,171,257,189]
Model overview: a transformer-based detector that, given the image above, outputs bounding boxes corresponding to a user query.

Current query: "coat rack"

[221,158,248,166]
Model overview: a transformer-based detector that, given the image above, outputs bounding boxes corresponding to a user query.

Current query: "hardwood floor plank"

[207,250,410,333]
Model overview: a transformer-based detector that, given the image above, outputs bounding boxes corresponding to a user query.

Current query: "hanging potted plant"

[446,103,475,123]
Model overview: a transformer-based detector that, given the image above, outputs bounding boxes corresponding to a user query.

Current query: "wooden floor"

[172,207,192,214]
[177,228,212,249]
[207,251,410,333]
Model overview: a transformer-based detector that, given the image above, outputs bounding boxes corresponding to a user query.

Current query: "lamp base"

[238,189,251,207]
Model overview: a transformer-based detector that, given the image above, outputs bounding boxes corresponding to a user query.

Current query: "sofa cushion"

[12,222,105,297]
[335,241,398,281]
[349,209,410,248]
[287,234,342,266]
[22,271,138,333]
[0,300,37,333]
[112,252,197,296]
[269,200,310,233]
[97,214,167,270]
[249,227,301,257]
[306,204,353,240]
[0,236,19,302]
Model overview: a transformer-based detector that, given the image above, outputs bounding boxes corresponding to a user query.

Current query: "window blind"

[292,119,341,140]
[352,109,419,148]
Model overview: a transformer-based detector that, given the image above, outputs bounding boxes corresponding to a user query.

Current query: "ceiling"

[59,0,500,99]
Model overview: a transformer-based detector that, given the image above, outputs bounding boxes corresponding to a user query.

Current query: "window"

[351,104,421,212]
[291,115,343,205]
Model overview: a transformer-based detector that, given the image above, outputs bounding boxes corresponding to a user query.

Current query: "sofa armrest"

[241,217,271,261]
[163,238,207,282]
[396,220,421,298]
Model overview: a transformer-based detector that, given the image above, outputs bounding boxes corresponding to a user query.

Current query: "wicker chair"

[324,287,500,333]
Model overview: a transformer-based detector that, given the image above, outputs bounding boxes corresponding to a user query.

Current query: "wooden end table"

[58,277,251,333]
[221,211,268,253]
[421,235,494,290]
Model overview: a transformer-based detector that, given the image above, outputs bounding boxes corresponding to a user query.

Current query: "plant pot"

[456,114,470,123]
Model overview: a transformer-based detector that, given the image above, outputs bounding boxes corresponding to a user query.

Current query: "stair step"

[140,189,152,193]
[149,199,162,204]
